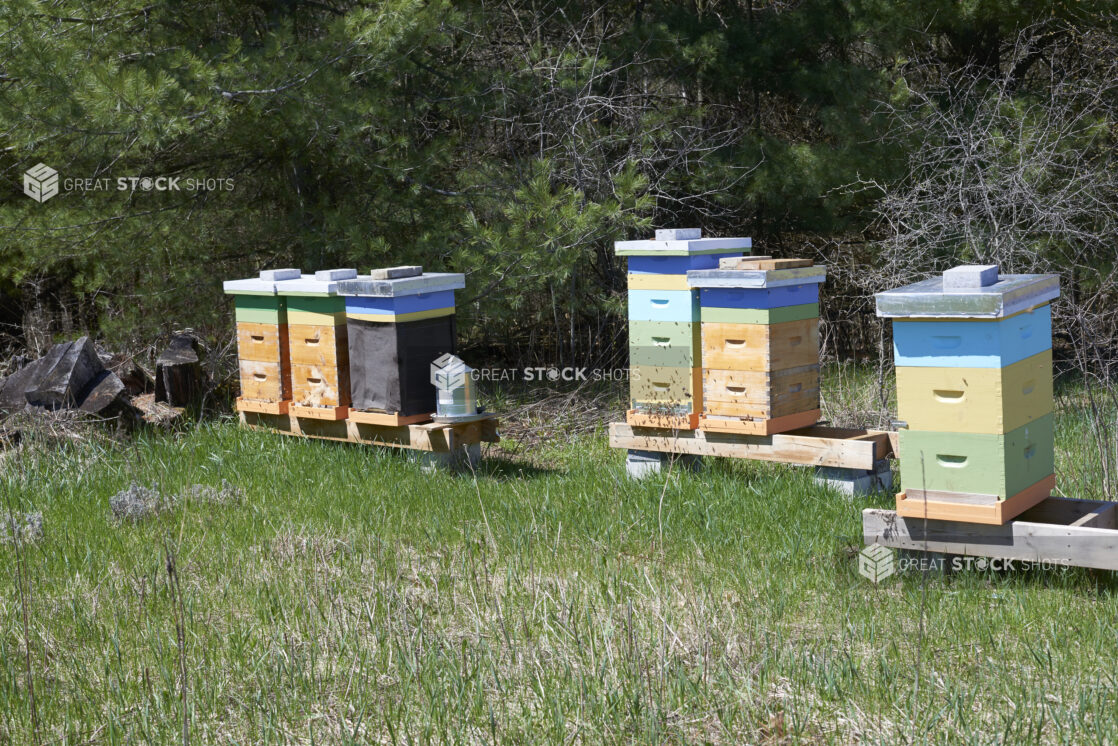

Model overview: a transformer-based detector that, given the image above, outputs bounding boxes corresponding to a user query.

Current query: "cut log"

[77,371,132,417]
[24,336,105,409]
[154,334,204,407]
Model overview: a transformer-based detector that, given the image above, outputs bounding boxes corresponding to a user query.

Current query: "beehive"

[276,269,357,419]
[223,268,301,415]
[615,228,751,429]
[875,265,1060,524]
[336,267,465,422]
[687,257,825,434]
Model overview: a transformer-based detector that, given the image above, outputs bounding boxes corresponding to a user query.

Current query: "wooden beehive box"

[337,267,466,423]
[876,265,1060,524]
[687,258,826,435]
[276,269,357,420]
[224,268,301,415]
[615,228,751,430]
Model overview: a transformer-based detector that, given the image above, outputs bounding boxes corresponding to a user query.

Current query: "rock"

[78,370,134,419]
[23,336,105,409]
[0,357,48,413]
[154,335,205,407]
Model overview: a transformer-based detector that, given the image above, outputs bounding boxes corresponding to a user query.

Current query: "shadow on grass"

[468,453,557,481]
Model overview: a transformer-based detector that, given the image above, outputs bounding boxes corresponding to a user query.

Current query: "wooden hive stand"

[240,409,499,470]
[610,421,895,494]
[863,495,1118,572]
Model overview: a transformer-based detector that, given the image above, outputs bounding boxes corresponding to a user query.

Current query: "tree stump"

[154,334,204,408]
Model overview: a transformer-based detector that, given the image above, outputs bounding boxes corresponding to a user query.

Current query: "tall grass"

[1,376,1117,743]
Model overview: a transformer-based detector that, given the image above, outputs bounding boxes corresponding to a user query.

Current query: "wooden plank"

[699,408,820,435]
[609,422,881,469]
[863,498,1118,571]
[348,409,432,426]
[291,404,349,421]
[235,397,289,415]
[718,257,814,270]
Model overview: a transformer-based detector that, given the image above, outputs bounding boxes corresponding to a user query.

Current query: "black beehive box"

[347,316,457,415]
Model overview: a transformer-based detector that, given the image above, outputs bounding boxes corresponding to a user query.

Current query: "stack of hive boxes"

[615,228,751,429]
[337,266,465,425]
[276,269,357,420]
[224,268,301,415]
[687,257,826,434]
[876,265,1060,524]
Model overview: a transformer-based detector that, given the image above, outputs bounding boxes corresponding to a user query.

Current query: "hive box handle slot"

[1022,380,1036,395]
[651,382,669,391]
[251,334,265,342]
[932,336,962,350]
[725,339,746,348]
[253,373,267,382]
[788,383,802,393]
[1024,445,1036,459]
[726,386,746,395]
[652,337,670,347]
[305,337,319,345]
[308,377,322,385]
[937,454,967,467]
[788,336,802,346]
[933,389,965,403]
[651,298,669,306]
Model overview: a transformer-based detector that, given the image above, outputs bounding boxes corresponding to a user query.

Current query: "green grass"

[2,399,1118,744]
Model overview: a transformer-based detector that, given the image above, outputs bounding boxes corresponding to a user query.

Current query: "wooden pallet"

[864,496,1118,571]
[240,410,499,453]
[609,422,892,470]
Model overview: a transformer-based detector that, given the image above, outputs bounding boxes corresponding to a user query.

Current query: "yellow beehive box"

[896,349,1052,434]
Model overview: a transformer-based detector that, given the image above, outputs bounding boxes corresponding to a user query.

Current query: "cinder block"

[370,265,422,280]
[624,449,703,479]
[314,268,358,281]
[407,443,481,472]
[815,459,893,496]
[943,264,998,290]
[655,228,701,241]
[259,268,301,281]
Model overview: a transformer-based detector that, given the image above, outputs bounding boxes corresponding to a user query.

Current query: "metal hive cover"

[875,274,1060,319]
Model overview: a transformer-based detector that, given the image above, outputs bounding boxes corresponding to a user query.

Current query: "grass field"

[2,377,1118,744]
